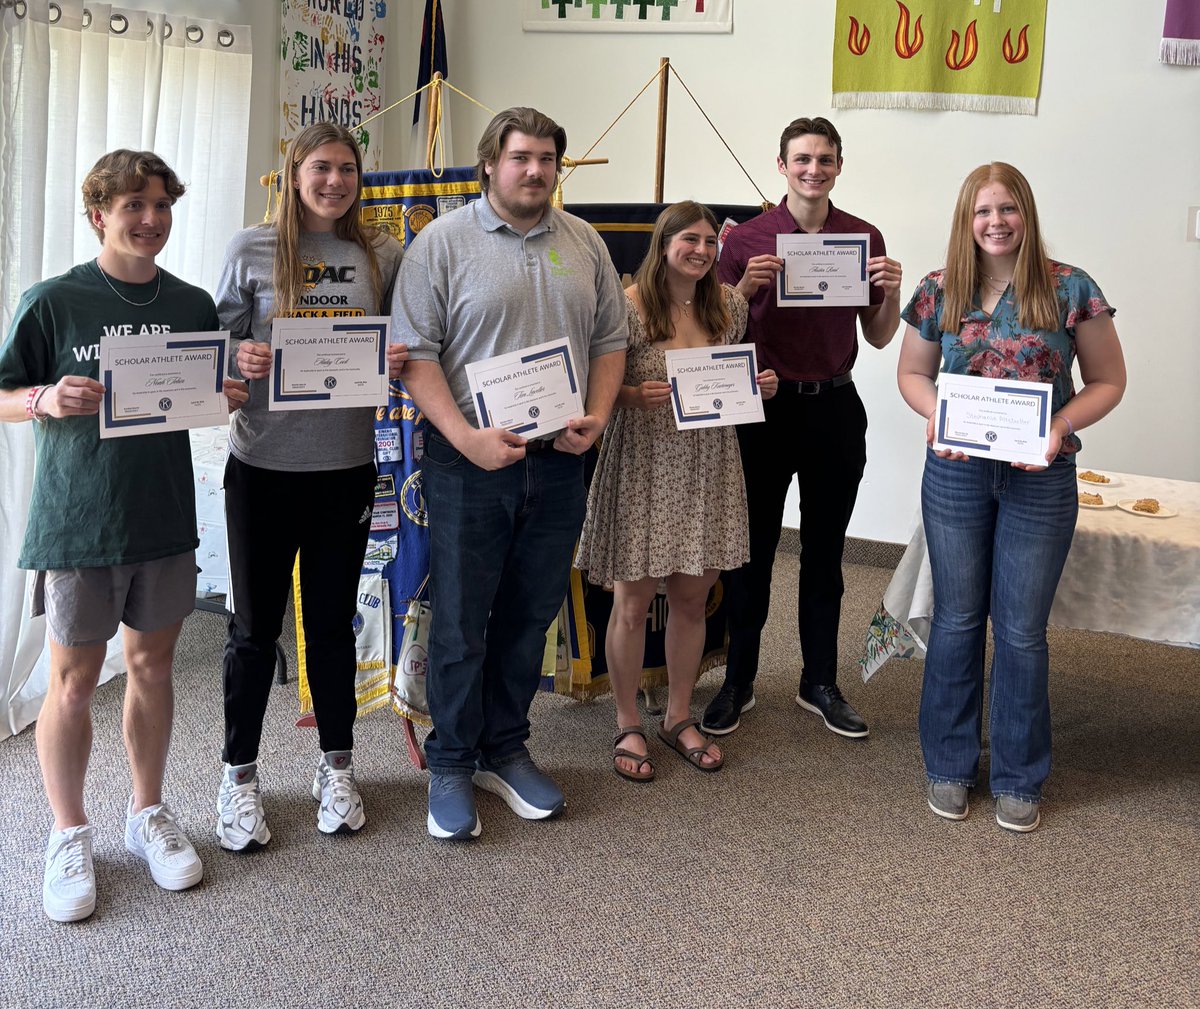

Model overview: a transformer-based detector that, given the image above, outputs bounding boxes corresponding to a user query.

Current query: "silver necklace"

[673,298,693,317]
[97,262,161,307]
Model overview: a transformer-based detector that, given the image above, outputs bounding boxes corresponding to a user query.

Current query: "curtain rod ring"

[109,13,127,34]
[218,28,234,48]
[186,24,202,43]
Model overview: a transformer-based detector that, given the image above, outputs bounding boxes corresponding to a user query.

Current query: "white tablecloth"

[861,472,1200,680]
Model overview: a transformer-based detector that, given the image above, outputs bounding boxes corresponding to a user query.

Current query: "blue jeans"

[421,430,585,773]
[919,450,1078,801]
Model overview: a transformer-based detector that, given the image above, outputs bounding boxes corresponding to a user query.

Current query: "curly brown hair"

[81,149,185,243]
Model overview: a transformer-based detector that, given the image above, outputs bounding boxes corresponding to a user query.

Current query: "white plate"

[1116,498,1178,519]
[1077,495,1116,509]
[1077,470,1120,488]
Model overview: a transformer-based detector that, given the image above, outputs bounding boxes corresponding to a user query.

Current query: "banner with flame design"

[832,0,1046,114]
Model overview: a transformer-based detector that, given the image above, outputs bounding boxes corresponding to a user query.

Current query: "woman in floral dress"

[576,201,776,781]
[896,163,1126,832]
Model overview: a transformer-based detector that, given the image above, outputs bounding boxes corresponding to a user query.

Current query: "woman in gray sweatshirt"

[212,123,406,852]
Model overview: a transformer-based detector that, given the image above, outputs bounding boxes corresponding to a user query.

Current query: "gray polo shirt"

[392,197,627,421]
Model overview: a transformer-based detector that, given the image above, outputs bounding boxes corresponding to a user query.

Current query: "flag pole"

[653,57,669,203]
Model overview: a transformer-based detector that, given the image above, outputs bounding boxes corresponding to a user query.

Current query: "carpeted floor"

[0,554,1196,1009]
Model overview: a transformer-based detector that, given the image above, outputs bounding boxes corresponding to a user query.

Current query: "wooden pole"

[654,57,668,203]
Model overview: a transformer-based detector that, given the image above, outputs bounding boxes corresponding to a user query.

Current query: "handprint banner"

[832,0,1046,114]
[279,0,388,170]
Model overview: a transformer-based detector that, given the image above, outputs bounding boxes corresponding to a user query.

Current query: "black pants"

[724,382,868,689]
[221,455,376,764]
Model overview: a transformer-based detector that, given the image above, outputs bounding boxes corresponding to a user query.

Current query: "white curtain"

[0,1,252,739]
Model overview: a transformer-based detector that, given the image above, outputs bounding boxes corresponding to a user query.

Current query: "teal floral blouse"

[901,261,1115,455]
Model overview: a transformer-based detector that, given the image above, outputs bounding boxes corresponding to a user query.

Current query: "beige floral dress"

[575,286,751,588]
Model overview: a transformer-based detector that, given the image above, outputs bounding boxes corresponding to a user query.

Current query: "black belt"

[776,371,853,396]
[523,437,557,454]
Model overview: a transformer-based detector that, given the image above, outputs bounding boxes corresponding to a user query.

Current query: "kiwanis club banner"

[523,0,733,33]
[832,0,1047,115]
[296,167,481,721]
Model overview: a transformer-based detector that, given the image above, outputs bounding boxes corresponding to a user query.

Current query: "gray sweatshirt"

[215,225,403,471]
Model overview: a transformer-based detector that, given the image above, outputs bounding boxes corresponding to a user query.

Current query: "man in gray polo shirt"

[393,107,627,840]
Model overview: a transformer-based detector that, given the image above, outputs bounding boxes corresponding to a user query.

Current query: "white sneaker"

[124,799,203,891]
[216,763,270,852]
[43,824,97,922]
[312,751,365,835]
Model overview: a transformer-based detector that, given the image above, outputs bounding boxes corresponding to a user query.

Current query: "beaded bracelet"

[31,384,52,422]
[24,386,42,420]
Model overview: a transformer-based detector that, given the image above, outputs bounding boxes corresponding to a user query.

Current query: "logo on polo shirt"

[547,248,573,278]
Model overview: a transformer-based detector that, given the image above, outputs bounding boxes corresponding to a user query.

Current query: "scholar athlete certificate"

[465,337,582,436]
[776,233,870,307]
[269,316,388,411]
[934,373,1052,467]
[99,331,229,439]
[664,344,764,431]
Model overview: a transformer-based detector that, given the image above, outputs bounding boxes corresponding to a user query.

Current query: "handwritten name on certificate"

[99,331,229,440]
[465,338,583,437]
[934,373,1052,467]
[269,317,388,411]
[776,233,870,307]
[664,344,764,431]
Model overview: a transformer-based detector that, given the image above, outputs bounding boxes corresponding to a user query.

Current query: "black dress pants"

[221,455,376,764]
[723,381,868,689]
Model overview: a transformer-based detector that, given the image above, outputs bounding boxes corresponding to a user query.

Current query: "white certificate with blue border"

[664,344,764,431]
[776,233,870,307]
[268,316,388,411]
[934,373,1052,466]
[99,331,229,439]
[465,337,582,436]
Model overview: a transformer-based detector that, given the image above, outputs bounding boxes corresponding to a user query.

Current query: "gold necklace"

[97,262,161,307]
[672,298,693,318]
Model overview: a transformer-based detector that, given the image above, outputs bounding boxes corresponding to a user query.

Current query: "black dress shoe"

[795,680,869,738]
[700,681,755,736]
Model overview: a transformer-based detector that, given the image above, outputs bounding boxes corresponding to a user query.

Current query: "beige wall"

[205,0,1200,542]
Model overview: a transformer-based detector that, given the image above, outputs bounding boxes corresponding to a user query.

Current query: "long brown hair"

[942,162,1058,335]
[271,123,385,320]
[633,201,730,345]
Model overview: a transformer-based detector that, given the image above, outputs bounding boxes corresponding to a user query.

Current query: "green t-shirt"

[0,261,219,569]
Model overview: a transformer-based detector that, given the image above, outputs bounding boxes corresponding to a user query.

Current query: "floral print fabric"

[575,287,751,589]
[902,261,1115,454]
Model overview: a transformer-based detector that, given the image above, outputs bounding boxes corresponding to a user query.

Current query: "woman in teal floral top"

[896,162,1126,833]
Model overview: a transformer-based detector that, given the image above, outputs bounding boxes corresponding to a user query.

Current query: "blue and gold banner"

[296,167,481,720]
[360,166,480,248]
[360,167,482,687]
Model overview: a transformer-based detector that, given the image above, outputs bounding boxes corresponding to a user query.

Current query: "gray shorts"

[30,551,198,647]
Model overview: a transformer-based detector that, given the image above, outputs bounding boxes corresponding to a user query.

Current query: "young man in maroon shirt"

[704,116,903,739]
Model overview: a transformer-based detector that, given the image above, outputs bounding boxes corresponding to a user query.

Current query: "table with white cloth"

[860,472,1200,680]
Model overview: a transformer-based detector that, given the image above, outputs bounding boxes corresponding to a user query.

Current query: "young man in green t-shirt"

[0,150,246,922]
